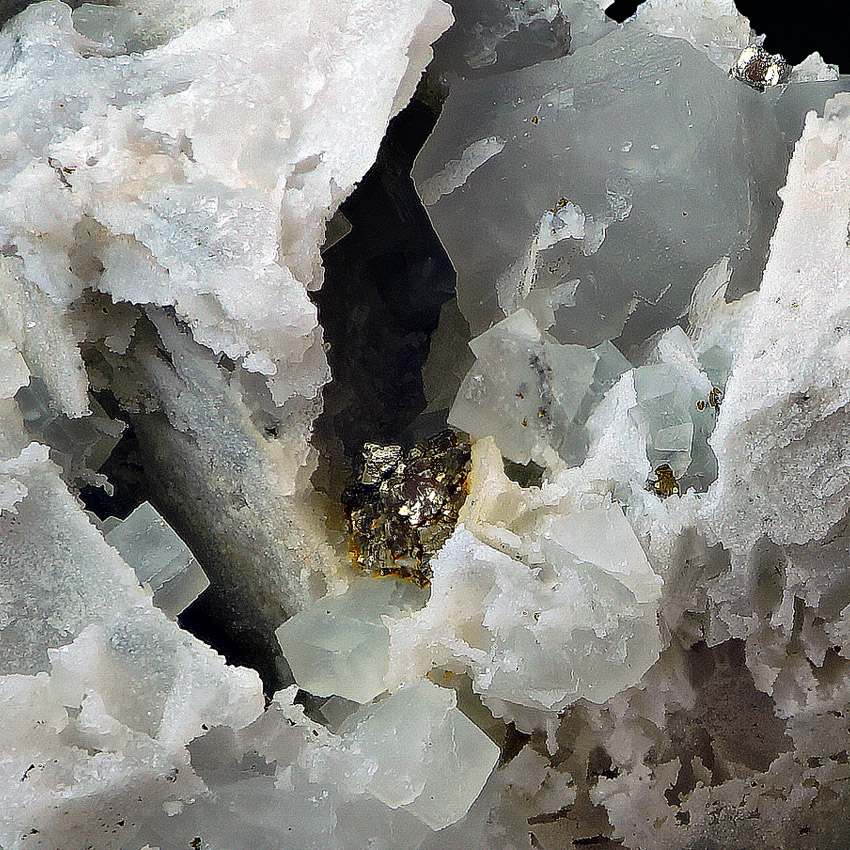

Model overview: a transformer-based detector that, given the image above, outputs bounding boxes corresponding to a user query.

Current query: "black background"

[607,0,849,70]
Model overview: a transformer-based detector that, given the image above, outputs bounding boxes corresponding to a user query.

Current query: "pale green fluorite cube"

[105,501,209,619]
[340,680,500,829]
[276,579,426,703]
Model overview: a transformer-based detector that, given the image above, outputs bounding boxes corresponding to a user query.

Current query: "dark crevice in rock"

[529,789,622,848]
[604,0,642,24]
[499,722,532,766]
[311,92,456,499]
[79,424,148,522]
[664,639,793,784]
[812,646,850,689]
[76,92,457,697]
[586,746,619,781]
[503,457,546,488]
[736,0,848,68]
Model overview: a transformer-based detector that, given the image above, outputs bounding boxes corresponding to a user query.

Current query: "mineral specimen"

[338,680,501,829]
[414,6,790,355]
[3,0,850,848]
[343,429,471,585]
[449,308,599,466]
[15,376,125,491]
[275,578,426,703]
[385,438,664,717]
[103,501,210,619]
[731,42,790,91]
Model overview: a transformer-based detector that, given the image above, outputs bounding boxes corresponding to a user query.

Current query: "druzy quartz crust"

[1,0,850,848]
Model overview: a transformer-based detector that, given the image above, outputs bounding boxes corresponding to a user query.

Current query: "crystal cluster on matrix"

[2,0,850,848]
[342,429,472,585]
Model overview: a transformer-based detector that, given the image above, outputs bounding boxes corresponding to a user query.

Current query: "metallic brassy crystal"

[650,462,680,499]
[730,44,789,91]
[343,430,471,585]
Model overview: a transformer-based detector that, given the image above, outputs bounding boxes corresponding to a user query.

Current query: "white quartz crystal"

[129,683,501,849]
[707,94,850,553]
[0,1,459,847]
[0,325,29,400]
[688,256,757,387]
[0,0,451,389]
[630,0,752,70]
[0,559,264,850]
[0,441,49,514]
[0,257,90,418]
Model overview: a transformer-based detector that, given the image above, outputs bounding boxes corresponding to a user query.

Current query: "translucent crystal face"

[14,377,125,487]
[414,24,789,352]
[449,308,608,465]
[104,501,210,619]
[339,680,500,829]
[632,364,698,476]
[386,503,664,712]
[275,579,427,703]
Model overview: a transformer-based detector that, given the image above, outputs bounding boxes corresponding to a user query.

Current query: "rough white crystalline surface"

[584,91,850,850]
[130,684,509,850]
[0,0,450,447]
[630,0,752,69]
[0,0,455,596]
[386,439,663,719]
[0,0,472,847]
[0,0,455,633]
[707,94,850,553]
[0,603,265,849]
